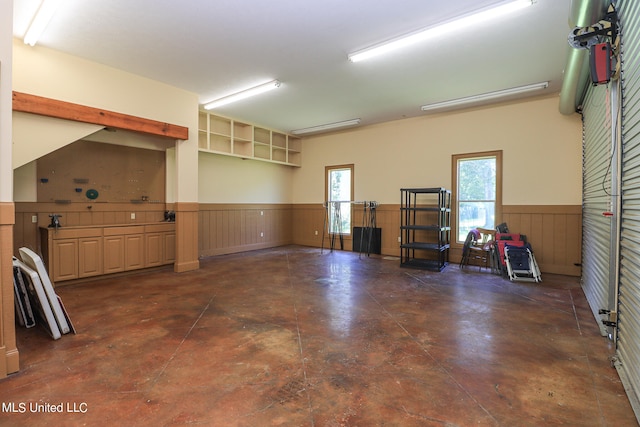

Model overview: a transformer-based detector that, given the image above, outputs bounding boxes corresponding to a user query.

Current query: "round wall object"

[86,189,99,200]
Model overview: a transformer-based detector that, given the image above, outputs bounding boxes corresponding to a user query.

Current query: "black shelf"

[400,187,451,271]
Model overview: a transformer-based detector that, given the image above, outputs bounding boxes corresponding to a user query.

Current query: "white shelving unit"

[198,111,302,167]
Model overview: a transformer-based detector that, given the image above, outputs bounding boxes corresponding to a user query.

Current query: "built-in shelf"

[198,111,302,167]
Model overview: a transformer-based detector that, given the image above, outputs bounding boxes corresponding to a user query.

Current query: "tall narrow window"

[452,151,502,243]
[326,164,354,234]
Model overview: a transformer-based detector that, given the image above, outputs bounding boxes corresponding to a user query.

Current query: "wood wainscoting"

[1,202,19,377]
[449,205,582,276]
[291,203,402,255]
[501,205,582,276]
[292,203,581,277]
[16,202,581,276]
[14,202,169,255]
[198,204,293,257]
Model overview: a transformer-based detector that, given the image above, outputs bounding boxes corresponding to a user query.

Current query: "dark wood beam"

[12,91,189,140]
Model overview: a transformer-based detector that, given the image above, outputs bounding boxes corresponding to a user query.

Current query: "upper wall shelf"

[198,111,301,167]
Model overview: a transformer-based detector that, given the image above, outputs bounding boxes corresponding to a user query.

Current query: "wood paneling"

[174,202,200,273]
[502,205,582,276]
[0,202,19,377]
[353,204,401,255]
[292,203,581,276]
[37,140,166,204]
[14,202,168,255]
[292,203,402,255]
[15,202,583,277]
[199,204,293,257]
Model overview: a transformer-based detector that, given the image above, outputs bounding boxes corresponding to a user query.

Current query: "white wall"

[292,95,582,205]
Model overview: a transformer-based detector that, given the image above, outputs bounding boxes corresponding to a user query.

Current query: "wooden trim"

[325,164,355,202]
[12,91,188,140]
[174,202,199,273]
[503,205,582,214]
[174,260,200,273]
[451,150,503,246]
[0,202,19,376]
[199,203,292,210]
[173,202,199,212]
[0,202,15,225]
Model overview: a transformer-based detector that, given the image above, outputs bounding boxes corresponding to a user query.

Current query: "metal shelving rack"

[400,187,451,271]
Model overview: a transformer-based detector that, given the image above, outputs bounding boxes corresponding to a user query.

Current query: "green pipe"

[559,0,611,115]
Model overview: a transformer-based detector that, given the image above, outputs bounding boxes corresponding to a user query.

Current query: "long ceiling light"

[23,0,62,46]
[291,119,361,135]
[203,80,281,110]
[348,0,534,63]
[420,81,549,112]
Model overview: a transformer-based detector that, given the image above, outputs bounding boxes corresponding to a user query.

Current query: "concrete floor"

[1,246,637,426]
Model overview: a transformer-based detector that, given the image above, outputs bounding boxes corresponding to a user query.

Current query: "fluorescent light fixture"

[24,0,62,46]
[291,119,361,135]
[203,80,281,110]
[420,81,549,112]
[348,0,534,62]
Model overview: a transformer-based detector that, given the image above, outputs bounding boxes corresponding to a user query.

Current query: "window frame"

[451,150,502,245]
[325,164,354,235]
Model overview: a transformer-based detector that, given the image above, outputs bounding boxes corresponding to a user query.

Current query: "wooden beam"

[12,91,188,140]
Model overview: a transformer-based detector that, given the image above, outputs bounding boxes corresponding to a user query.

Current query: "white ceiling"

[13,0,573,134]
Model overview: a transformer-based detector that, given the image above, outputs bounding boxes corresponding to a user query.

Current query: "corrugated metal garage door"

[617,0,640,417]
[582,81,615,337]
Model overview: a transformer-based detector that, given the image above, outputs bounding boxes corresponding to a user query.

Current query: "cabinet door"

[79,237,103,278]
[52,239,78,282]
[125,234,145,270]
[104,235,125,274]
[145,233,163,267]
[163,232,176,264]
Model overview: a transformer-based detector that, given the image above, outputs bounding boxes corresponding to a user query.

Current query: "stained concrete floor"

[1,245,637,426]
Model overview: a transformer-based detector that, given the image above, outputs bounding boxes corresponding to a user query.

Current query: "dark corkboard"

[37,140,166,203]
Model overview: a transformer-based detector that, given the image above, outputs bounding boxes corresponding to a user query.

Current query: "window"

[325,164,354,234]
[452,151,502,243]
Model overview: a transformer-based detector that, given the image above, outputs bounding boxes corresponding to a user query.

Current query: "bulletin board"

[37,140,166,203]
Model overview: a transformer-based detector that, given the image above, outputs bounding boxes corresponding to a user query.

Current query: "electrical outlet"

[398,236,401,243]
[260,211,264,216]
[315,230,318,235]
[32,215,38,223]
[131,213,136,220]
[260,232,264,237]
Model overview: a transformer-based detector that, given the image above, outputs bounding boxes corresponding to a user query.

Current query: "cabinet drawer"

[52,228,102,239]
[104,226,145,236]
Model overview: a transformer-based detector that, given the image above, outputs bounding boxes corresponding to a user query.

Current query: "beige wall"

[12,39,199,203]
[292,95,582,205]
[198,153,294,203]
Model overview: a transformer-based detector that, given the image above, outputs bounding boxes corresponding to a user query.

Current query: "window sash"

[326,164,354,235]
[452,151,502,244]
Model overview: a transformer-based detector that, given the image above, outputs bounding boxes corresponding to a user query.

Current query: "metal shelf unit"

[400,187,451,271]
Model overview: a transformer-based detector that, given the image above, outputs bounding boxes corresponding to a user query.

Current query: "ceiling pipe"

[559,0,611,115]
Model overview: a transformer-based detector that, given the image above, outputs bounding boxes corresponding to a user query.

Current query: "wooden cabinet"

[124,232,145,271]
[103,235,125,274]
[79,237,103,278]
[198,111,302,167]
[146,233,164,267]
[145,224,176,267]
[52,238,78,281]
[164,232,176,264]
[41,223,175,285]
